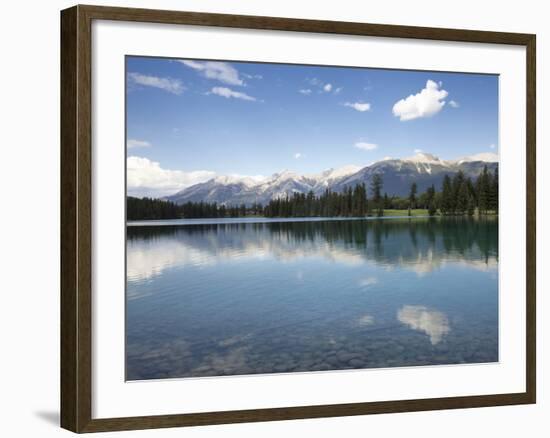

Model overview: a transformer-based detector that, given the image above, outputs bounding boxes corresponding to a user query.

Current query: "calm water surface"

[126,217,498,380]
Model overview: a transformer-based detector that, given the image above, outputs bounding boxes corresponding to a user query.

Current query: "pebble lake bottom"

[126,216,498,380]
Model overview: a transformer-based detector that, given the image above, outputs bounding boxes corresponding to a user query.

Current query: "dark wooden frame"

[61,4,536,433]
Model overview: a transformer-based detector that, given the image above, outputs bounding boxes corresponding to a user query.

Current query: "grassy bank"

[383,209,429,217]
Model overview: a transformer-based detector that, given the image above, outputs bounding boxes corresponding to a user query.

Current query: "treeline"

[264,166,498,218]
[440,166,498,215]
[264,182,373,218]
[127,166,498,220]
[127,196,180,220]
[127,196,263,221]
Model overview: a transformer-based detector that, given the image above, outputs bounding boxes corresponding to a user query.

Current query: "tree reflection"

[127,217,498,281]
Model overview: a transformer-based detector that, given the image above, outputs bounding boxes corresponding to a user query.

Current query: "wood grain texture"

[60,4,536,433]
[525,34,536,403]
[60,5,78,432]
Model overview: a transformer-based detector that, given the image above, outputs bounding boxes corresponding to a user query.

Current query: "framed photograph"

[60,5,536,433]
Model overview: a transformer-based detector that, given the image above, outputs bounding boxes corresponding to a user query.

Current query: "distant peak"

[325,165,362,179]
[271,169,299,180]
[213,175,259,186]
[453,152,499,164]
[404,152,444,165]
[213,175,240,184]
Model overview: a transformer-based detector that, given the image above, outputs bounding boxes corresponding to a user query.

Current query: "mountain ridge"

[165,152,498,205]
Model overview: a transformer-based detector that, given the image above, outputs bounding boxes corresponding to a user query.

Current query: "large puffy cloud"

[179,60,244,86]
[127,72,184,95]
[210,86,256,101]
[127,156,215,198]
[392,80,448,121]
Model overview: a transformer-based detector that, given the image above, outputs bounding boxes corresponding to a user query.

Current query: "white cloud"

[489,143,496,149]
[298,89,312,95]
[392,79,449,121]
[307,77,323,86]
[307,78,339,94]
[414,148,423,154]
[243,73,263,80]
[343,102,371,112]
[127,156,215,198]
[294,153,303,159]
[127,139,152,149]
[354,142,378,151]
[449,100,460,108]
[128,72,184,95]
[210,87,256,101]
[179,60,244,86]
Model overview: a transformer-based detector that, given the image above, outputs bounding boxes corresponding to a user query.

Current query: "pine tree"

[467,193,475,216]
[489,167,499,213]
[426,184,437,216]
[409,182,417,210]
[456,180,469,215]
[370,173,383,217]
[441,174,453,215]
[477,165,490,215]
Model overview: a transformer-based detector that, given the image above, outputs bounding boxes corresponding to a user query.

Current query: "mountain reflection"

[127,217,498,283]
[126,217,499,379]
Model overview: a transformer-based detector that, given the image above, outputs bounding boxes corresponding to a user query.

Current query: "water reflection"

[127,217,498,284]
[126,217,498,380]
[358,314,375,326]
[397,305,450,345]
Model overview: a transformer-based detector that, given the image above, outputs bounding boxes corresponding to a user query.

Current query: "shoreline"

[127,214,497,227]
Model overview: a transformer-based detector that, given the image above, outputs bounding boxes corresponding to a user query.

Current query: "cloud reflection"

[127,218,498,285]
[397,305,450,345]
[358,314,375,326]
[358,277,378,288]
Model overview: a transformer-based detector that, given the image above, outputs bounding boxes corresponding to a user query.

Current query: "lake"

[126,216,498,380]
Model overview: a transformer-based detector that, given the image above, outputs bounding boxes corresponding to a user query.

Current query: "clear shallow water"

[126,217,498,380]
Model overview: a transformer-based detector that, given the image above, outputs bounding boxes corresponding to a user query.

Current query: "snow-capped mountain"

[310,165,363,189]
[165,153,498,205]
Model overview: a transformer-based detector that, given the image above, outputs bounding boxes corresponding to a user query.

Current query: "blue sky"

[126,56,498,197]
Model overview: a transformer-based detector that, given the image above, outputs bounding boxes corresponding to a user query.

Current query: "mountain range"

[165,152,498,206]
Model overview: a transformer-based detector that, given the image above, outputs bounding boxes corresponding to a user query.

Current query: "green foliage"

[370,174,383,216]
[489,167,498,213]
[476,165,490,214]
[126,196,263,220]
[441,174,454,215]
[127,197,180,220]
[409,182,417,209]
[438,168,497,217]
